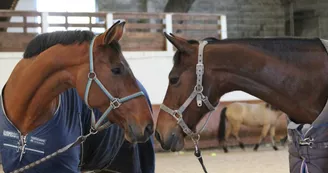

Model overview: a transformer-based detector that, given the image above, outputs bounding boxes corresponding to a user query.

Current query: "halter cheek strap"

[160,40,217,173]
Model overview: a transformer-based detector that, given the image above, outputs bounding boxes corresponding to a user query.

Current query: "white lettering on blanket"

[30,136,46,145]
[3,130,19,139]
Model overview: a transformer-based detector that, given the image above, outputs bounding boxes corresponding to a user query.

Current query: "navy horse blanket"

[286,39,328,173]
[0,80,155,173]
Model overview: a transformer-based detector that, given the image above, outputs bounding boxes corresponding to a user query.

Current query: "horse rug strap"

[287,85,328,173]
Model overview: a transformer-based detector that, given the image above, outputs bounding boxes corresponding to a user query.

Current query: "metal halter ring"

[194,85,203,93]
[110,98,122,109]
[88,72,97,79]
[191,134,201,145]
[89,127,98,135]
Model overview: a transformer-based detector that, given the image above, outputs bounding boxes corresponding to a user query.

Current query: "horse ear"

[101,20,125,45]
[163,32,193,53]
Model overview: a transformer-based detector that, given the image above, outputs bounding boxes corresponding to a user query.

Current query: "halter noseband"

[84,36,145,132]
[160,41,217,173]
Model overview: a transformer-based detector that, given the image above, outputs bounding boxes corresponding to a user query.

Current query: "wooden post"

[64,13,68,30]
[89,16,92,31]
[165,13,173,52]
[23,16,27,33]
[106,13,113,29]
[41,12,49,33]
[220,15,227,39]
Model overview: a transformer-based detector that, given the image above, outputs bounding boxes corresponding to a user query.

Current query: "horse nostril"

[155,131,162,142]
[144,123,154,136]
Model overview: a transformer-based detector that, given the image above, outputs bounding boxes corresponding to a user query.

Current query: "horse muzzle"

[155,128,185,152]
[125,122,154,143]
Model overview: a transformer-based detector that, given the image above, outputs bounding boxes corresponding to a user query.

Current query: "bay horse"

[0,21,154,173]
[218,102,284,153]
[155,33,328,173]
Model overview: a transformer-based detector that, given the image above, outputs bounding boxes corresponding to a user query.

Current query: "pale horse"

[217,102,285,153]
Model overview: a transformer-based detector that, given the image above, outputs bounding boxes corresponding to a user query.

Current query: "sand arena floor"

[0,146,289,173]
[155,146,289,173]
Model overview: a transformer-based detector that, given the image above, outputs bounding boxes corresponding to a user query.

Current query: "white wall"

[0,53,22,91]
[0,51,259,104]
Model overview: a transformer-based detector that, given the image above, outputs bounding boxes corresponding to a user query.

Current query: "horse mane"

[180,37,325,65]
[23,30,95,59]
[220,37,325,64]
[23,30,123,59]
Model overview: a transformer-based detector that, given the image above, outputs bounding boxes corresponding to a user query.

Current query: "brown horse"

[218,102,284,153]
[155,33,328,172]
[155,34,328,151]
[0,21,154,173]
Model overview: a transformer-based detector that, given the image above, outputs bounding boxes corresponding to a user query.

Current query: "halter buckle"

[88,72,97,79]
[196,63,204,75]
[172,110,182,121]
[111,98,122,109]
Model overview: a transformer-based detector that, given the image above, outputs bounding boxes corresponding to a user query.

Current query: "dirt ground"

[155,146,289,173]
[0,146,289,173]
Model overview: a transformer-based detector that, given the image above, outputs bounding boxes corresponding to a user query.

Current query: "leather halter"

[160,41,217,173]
[10,35,145,173]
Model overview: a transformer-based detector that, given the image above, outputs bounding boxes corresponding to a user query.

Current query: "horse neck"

[3,43,88,134]
[205,40,328,124]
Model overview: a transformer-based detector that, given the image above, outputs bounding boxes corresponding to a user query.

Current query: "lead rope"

[192,111,214,173]
[194,140,208,173]
[10,129,98,173]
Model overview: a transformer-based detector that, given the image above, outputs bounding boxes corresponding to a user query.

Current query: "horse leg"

[269,126,279,151]
[231,123,245,150]
[254,124,270,151]
[223,122,232,153]
[280,135,288,146]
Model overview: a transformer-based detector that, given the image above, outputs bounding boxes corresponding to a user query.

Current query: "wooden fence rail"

[0,10,227,52]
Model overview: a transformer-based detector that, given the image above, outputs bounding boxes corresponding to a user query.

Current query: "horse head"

[155,33,218,151]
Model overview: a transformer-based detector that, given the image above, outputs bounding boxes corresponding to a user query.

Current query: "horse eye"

[169,77,179,85]
[111,67,121,75]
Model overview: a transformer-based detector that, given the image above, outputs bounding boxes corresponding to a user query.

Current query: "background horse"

[155,33,328,172]
[0,21,154,173]
[218,102,284,153]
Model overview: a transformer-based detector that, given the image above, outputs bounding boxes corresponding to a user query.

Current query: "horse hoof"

[223,147,228,153]
[253,144,259,151]
[239,142,245,150]
[273,146,278,151]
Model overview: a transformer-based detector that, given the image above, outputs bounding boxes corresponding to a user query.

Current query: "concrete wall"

[292,0,328,38]
[97,0,328,39]
[97,0,286,38]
